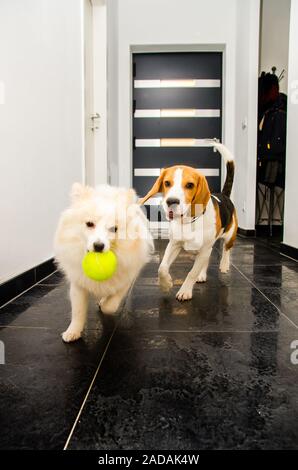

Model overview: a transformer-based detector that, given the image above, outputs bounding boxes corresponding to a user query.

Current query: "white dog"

[54,183,153,342]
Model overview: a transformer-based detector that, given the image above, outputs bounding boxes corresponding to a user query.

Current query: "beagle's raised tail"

[205,140,235,198]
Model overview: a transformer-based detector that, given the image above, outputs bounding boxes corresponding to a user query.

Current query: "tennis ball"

[82,250,117,282]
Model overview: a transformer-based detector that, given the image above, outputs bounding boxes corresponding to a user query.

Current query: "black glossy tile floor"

[1,237,298,450]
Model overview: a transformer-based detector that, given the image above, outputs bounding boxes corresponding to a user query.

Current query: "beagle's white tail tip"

[204,139,234,163]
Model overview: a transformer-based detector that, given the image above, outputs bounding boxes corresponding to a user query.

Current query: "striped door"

[132,52,222,223]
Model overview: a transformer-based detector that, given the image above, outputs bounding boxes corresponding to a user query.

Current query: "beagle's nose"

[93,242,105,253]
[166,197,180,207]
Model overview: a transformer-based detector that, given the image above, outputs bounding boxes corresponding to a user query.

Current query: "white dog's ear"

[70,182,93,203]
[126,188,137,205]
[116,188,137,206]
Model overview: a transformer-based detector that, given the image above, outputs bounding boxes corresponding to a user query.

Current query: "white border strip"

[135,168,161,176]
[143,197,162,206]
[134,79,220,88]
[149,221,169,230]
[135,109,160,118]
[134,168,219,177]
[134,109,220,118]
[136,139,161,147]
[135,138,217,148]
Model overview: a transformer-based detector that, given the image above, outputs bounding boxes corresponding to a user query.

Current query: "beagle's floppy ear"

[139,169,166,205]
[191,173,211,216]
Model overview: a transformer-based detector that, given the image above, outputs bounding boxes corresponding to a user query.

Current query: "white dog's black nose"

[166,197,180,207]
[93,242,105,252]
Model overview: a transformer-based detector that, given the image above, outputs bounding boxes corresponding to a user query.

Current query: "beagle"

[140,142,238,301]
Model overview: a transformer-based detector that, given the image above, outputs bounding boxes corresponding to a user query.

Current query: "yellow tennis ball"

[82,250,117,282]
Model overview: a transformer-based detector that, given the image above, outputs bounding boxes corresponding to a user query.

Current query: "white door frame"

[84,0,108,186]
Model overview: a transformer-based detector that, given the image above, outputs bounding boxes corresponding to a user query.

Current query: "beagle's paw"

[219,262,230,274]
[197,272,207,283]
[176,286,193,301]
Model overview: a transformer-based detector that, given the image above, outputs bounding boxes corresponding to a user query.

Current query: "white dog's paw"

[100,296,121,315]
[197,272,207,283]
[158,271,173,293]
[62,327,82,343]
[176,286,193,301]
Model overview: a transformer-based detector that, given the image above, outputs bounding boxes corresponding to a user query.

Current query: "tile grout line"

[0,325,53,330]
[63,323,117,450]
[0,324,104,331]
[38,282,62,286]
[0,269,59,310]
[143,329,282,334]
[255,236,298,263]
[280,252,298,263]
[63,280,135,450]
[232,262,298,330]
[214,244,298,330]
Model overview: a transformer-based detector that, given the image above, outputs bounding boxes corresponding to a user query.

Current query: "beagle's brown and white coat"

[140,142,238,301]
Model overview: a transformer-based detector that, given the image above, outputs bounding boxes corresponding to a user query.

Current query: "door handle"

[91,113,100,131]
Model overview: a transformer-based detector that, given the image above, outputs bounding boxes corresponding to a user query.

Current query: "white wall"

[234,0,260,230]
[0,0,84,283]
[283,0,298,250]
[260,0,291,94]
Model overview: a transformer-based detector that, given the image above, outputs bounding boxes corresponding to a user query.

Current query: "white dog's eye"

[86,221,95,228]
[109,226,118,233]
